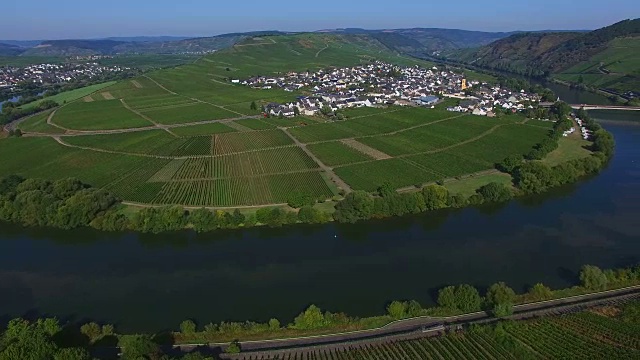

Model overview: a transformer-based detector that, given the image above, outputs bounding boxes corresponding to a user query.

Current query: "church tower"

[461,79,467,90]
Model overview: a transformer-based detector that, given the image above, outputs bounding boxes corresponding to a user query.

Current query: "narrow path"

[143,75,177,95]
[52,136,172,159]
[315,43,329,58]
[281,127,352,194]
[120,99,178,137]
[341,139,391,160]
[122,200,289,211]
[223,120,253,132]
[46,108,68,131]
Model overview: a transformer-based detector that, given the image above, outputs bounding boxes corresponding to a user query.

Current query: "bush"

[477,183,513,203]
[180,320,197,334]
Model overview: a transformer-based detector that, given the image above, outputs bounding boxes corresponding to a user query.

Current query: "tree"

[268,318,281,331]
[422,185,449,210]
[454,284,482,312]
[119,335,162,360]
[580,265,608,290]
[377,181,395,198]
[333,191,374,223]
[527,283,553,301]
[225,340,241,354]
[287,191,314,208]
[293,305,326,329]
[406,300,423,317]
[477,183,512,203]
[231,209,245,227]
[250,101,257,111]
[80,322,102,343]
[437,286,457,309]
[492,302,514,318]
[387,301,407,319]
[497,155,523,173]
[180,320,197,335]
[189,208,217,233]
[53,348,92,360]
[486,282,516,307]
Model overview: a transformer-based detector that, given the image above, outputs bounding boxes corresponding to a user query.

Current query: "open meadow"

[0,34,553,208]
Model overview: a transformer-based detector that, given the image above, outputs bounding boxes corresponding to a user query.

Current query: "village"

[237,61,541,118]
[0,62,130,89]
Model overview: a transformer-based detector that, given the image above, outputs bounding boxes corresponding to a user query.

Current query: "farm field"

[16,110,65,134]
[0,34,553,208]
[240,301,640,360]
[20,81,117,109]
[52,99,152,130]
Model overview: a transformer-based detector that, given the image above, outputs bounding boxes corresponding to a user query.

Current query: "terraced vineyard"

[0,34,553,208]
[236,303,640,360]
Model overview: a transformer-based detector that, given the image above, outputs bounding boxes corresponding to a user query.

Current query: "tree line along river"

[0,88,638,333]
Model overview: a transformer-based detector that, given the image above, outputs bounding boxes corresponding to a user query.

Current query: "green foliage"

[293,305,327,330]
[486,282,517,308]
[497,154,523,173]
[377,181,395,198]
[492,302,514,317]
[333,191,374,223]
[119,335,162,360]
[422,185,449,210]
[297,205,331,224]
[268,318,281,331]
[580,264,609,290]
[528,283,553,301]
[80,322,102,343]
[477,182,513,203]
[387,301,408,319]
[180,320,197,335]
[438,284,482,313]
[131,205,187,233]
[0,176,120,230]
[225,340,241,354]
[287,191,315,208]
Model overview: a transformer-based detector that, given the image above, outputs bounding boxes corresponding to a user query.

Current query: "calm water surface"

[0,113,639,332]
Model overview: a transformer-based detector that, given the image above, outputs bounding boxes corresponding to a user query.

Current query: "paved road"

[166,285,640,357]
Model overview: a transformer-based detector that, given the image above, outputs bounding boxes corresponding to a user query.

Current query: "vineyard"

[233,302,640,360]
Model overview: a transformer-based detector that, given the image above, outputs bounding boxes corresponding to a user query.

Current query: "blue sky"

[4,0,639,40]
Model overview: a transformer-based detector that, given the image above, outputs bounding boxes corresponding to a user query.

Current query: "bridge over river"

[540,102,640,111]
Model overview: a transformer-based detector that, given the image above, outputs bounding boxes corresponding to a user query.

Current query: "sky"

[3,0,639,40]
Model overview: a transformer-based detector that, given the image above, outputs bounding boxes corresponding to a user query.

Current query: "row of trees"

[333,181,514,224]
[0,99,58,125]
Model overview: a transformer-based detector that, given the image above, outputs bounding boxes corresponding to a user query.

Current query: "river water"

[0,108,639,333]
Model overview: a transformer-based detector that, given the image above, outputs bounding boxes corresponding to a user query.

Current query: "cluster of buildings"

[0,62,130,89]
[237,61,542,118]
[446,87,540,117]
[238,62,481,117]
[570,117,592,140]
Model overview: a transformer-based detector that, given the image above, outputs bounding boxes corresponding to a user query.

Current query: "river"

[0,96,21,112]
[0,110,639,334]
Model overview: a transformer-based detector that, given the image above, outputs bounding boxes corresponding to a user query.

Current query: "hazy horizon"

[4,0,639,41]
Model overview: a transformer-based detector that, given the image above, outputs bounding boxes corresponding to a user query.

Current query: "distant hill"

[0,43,25,56]
[442,19,640,94]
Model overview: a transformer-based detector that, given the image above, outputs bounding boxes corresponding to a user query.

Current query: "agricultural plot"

[0,137,160,190]
[335,158,439,191]
[357,116,501,156]
[307,141,374,167]
[53,100,151,130]
[64,130,180,156]
[103,158,171,203]
[17,110,65,134]
[170,147,318,180]
[170,123,237,137]
[405,152,492,178]
[233,118,278,130]
[153,171,333,206]
[140,102,239,125]
[252,305,640,360]
[447,124,549,165]
[19,81,117,109]
[212,129,294,155]
[125,94,194,110]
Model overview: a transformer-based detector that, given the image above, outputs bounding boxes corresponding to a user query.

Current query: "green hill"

[445,19,640,94]
[0,33,552,209]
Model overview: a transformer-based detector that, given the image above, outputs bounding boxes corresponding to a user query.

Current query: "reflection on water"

[0,119,639,332]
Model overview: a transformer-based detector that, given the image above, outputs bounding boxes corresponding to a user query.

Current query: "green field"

[16,110,65,134]
[0,34,553,208]
[20,81,117,109]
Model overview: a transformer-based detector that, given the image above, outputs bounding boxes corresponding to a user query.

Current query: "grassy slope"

[20,81,117,109]
[555,37,640,93]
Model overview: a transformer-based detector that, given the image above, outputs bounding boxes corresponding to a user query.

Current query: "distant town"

[238,62,542,118]
[0,62,130,90]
